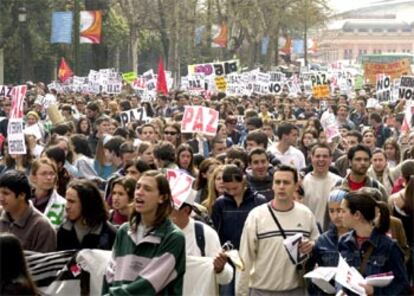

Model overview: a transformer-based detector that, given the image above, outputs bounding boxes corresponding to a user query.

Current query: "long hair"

[383,138,401,165]
[401,160,414,214]
[130,170,173,229]
[176,143,196,176]
[75,116,91,136]
[67,179,108,227]
[0,233,38,295]
[344,191,390,234]
[202,165,224,214]
[195,158,220,191]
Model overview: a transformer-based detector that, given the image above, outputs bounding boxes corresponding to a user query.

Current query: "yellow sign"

[312,85,330,98]
[214,76,227,92]
[364,58,412,84]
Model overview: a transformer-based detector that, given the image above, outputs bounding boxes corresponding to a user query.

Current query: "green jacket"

[102,218,186,296]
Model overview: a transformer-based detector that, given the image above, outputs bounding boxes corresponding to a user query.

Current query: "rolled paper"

[47,104,65,125]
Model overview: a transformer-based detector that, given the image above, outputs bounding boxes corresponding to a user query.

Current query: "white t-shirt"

[268,144,306,171]
[302,172,342,228]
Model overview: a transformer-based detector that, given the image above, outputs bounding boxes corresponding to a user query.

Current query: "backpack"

[194,221,206,257]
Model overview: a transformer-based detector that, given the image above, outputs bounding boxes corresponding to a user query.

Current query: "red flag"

[58,57,73,82]
[156,58,168,95]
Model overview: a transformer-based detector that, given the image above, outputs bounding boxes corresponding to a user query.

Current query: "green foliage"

[104,7,129,49]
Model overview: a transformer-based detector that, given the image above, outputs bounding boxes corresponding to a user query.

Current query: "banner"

[166,169,195,209]
[120,107,148,126]
[181,106,219,136]
[9,85,27,119]
[7,118,26,155]
[364,58,412,84]
[211,23,228,48]
[311,73,329,98]
[50,12,73,44]
[188,59,239,77]
[376,74,391,101]
[122,72,137,83]
[80,10,102,44]
[399,76,414,100]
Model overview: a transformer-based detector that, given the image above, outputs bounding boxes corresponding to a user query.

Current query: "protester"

[237,165,319,295]
[29,157,66,226]
[338,190,410,295]
[0,170,57,252]
[0,233,39,295]
[102,171,186,295]
[57,179,116,250]
[109,176,136,226]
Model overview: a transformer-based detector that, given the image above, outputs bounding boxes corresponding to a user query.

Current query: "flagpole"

[73,0,80,75]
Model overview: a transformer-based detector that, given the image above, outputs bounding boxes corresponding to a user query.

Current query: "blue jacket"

[307,224,340,295]
[338,228,410,295]
[211,188,267,249]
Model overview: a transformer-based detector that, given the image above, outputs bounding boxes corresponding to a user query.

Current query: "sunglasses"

[164,131,178,136]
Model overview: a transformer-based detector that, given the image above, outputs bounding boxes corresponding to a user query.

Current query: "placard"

[376,74,391,101]
[181,106,219,136]
[119,107,148,126]
[166,169,196,209]
[399,76,414,100]
[7,118,26,155]
[311,73,329,98]
[188,59,239,77]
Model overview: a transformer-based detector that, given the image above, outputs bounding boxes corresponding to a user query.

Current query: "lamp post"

[18,6,27,83]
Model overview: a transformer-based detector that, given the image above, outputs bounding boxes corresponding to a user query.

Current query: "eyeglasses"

[164,131,177,136]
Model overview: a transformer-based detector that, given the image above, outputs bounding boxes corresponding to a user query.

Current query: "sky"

[328,0,378,13]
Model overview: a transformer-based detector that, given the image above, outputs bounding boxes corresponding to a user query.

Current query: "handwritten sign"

[166,169,196,209]
[181,106,219,136]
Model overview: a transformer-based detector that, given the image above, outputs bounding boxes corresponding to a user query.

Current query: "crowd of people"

[0,81,413,295]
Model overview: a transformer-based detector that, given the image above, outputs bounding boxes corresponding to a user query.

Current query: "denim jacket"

[211,188,267,249]
[307,224,340,295]
[338,228,410,295]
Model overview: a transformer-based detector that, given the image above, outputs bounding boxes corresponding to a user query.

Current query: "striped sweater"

[102,219,186,295]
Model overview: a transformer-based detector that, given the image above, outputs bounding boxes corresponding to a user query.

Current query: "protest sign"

[119,107,148,126]
[399,76,414,100]
[364,58,412,84]
[376,74,391,101]
[311,73,329,98]
[354,75,364,90]
[122,72,138,83]
[181,106,219,136]
[188,59,239,77]
[0,85,12,97]
[268,82,283,95]
[7,118,26,155]
[320,110,340,142]
[8,85,27,119]
[214,76,227,92]
[166,169,196,209]
[335,256,366,295]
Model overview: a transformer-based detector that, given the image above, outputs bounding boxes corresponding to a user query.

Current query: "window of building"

[402,27,412,32]
[358,28,368,33]
[387,28,397,33]
[373,28,383,33]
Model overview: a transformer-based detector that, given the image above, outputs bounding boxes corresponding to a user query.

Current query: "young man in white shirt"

[237,165,319,295]
[302,143,342,230]
[170,193,233,295]
[268,122,306,171]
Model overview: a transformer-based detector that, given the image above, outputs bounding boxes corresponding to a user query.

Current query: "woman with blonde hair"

[30,157,66,226]
[202,165,225,214]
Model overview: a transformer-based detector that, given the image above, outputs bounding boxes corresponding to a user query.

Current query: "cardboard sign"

[119,107,148,126]
[166,169,195,209]
[376,74,391,101]
[364,58,412,84]
[354,75,364,90]
[399,76,414,100]
[188,59,239,77]
[0,85,12,97]
[268,82,283,94]
[320,110,340,142]
[122,72,138,83]
[311,73,329,98]
[7,118,26,155]
[214,76,227,92]
[9,85,27,119]
[181,106,219,136]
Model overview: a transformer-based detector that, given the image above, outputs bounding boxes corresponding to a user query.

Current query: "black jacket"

[57,220,117,251]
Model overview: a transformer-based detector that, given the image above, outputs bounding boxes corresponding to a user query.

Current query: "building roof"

[342,19,411,30]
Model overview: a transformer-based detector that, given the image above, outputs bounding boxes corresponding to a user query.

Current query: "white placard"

[181,106,219,136]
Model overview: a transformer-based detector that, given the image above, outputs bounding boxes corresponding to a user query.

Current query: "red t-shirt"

[348,177,366,191]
